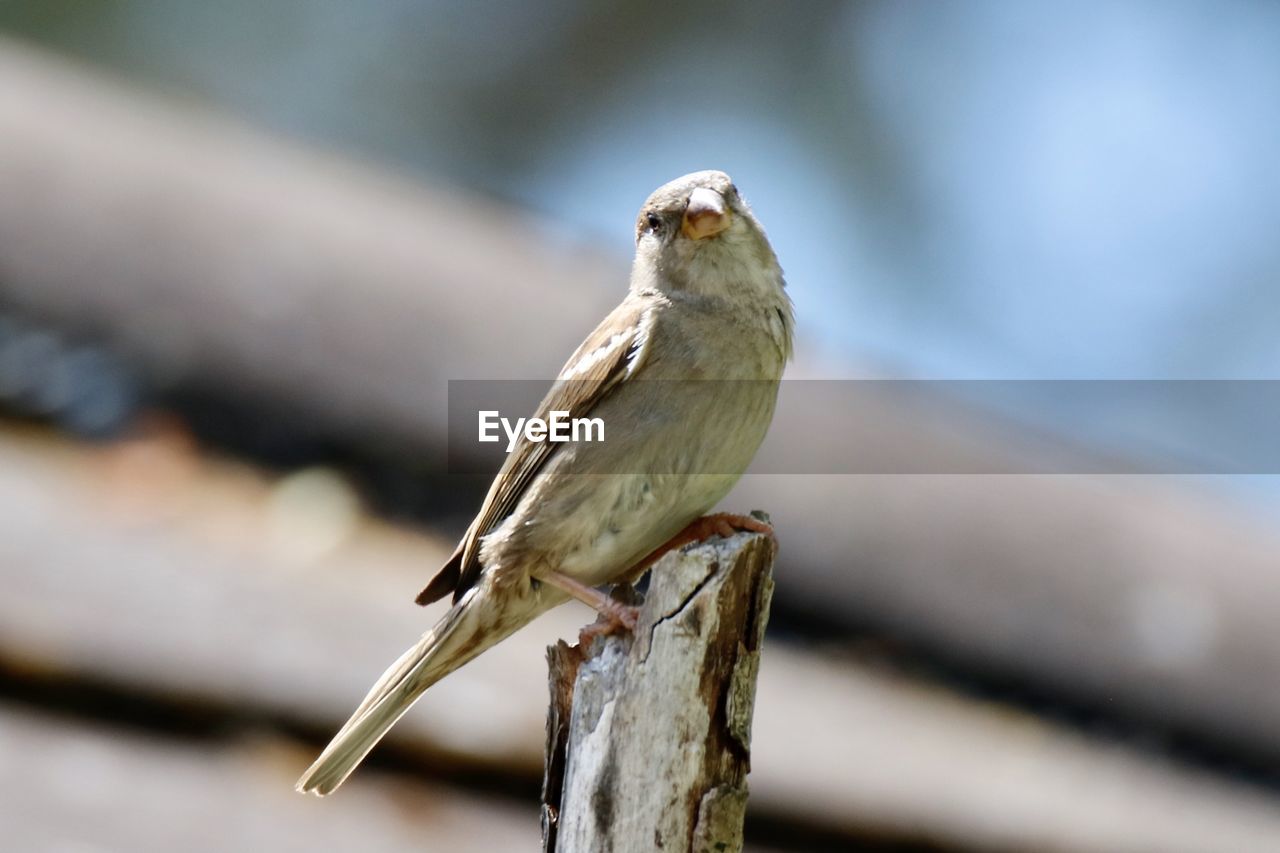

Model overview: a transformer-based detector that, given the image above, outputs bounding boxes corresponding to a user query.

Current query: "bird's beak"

[681,188,731,240]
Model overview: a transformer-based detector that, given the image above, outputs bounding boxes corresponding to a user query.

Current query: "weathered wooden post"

[541,520,777,853]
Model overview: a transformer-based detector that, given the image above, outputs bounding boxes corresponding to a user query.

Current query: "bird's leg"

[540,570,640,637]
[622,512,774,582]
[541,514,772,643]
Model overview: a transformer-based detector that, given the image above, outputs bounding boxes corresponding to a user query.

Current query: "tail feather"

[331,603,467,744]
[296,586,533,796]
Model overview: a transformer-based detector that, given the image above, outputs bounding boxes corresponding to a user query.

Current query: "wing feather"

[416,297,657,604]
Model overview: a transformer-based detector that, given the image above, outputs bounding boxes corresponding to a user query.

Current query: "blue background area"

[5,0,1276,507]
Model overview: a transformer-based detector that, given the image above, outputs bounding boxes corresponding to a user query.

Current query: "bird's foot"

[622,512,775,580]
[577,602,641,646]
[683,512,774,543]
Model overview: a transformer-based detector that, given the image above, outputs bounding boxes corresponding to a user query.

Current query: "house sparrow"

[297,170,793,795]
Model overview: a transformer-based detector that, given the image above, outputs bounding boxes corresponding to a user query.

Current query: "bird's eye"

[646,212,662,233]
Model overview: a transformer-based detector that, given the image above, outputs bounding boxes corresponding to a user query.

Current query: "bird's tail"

[296,584,542,796]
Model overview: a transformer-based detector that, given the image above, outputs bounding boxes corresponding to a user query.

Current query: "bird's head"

[632,171,785,303]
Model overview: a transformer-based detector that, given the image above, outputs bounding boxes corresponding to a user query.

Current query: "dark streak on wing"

[415,298,654,605]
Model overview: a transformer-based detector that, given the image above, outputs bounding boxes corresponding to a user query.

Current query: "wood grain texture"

[544,529,776,853]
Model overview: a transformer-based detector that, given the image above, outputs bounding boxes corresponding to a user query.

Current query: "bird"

[296,169,794,795]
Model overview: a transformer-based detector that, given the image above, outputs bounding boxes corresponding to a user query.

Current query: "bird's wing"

[416,295,659,605]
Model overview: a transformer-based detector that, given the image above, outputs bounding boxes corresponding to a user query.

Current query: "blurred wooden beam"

[731,471,1280,760]
[753,647,1280,853]
[1,38,1280,765]
[0,706,535,853]
[0,38,620,455]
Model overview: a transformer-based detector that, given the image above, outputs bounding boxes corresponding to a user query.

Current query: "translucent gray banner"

[447,380,1280,475]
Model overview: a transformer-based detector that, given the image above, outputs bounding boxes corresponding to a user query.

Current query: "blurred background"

[1,2,1278,851]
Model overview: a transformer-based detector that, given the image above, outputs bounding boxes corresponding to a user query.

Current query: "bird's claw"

[577,601,640,646]
[687,512,774,545]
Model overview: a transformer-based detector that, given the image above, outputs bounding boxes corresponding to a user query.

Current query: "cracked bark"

[542,519,777,853]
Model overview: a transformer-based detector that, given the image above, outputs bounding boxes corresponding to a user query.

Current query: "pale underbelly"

[552,472,740,585]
